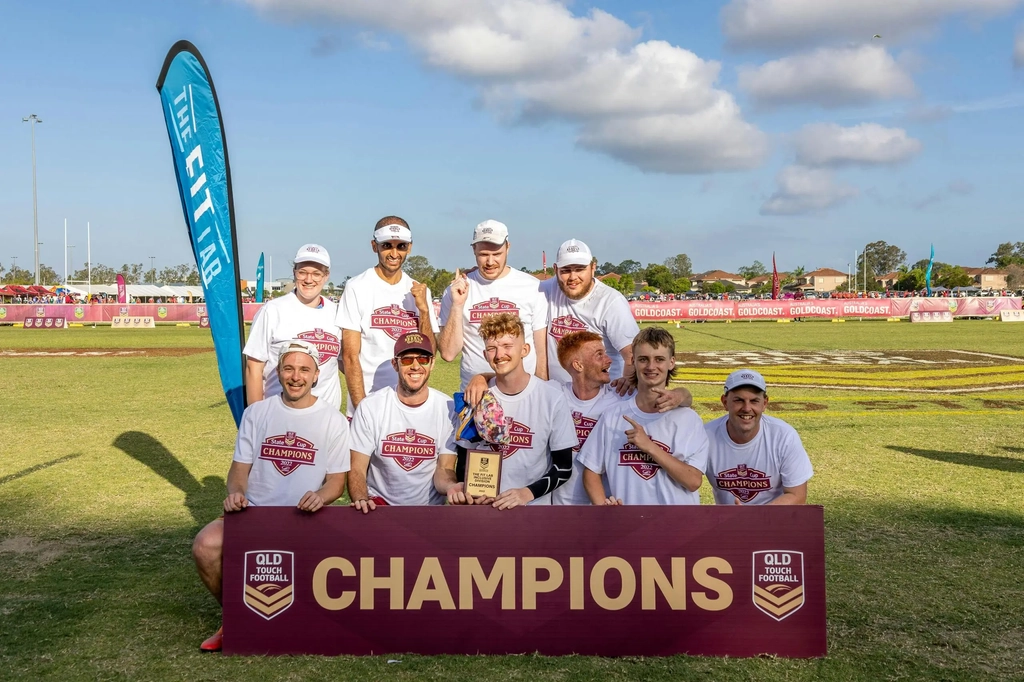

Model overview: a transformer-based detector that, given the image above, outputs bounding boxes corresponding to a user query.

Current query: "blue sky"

[2,0,1023,282]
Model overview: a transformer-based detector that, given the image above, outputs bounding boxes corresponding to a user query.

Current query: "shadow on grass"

[1,500,1021,680]
[999,446,1024,454]
[112,431,224,526]
[887,446,1024,474]
[0,454,81,486]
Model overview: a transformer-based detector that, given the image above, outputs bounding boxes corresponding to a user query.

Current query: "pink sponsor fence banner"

[629,297,1021,321]
[0,298,1019,324]
[0,303,264,324]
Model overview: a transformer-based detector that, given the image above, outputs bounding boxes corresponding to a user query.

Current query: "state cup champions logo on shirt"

[469,298,520,324]
[571,411,598,452]
[380,429,437,471]
[716,464,772,503]
[491,420,534,459]
[296,328,341,363]
[259,431,317,475]
[618,439,671,480]
[549,315,589,341]
[370,304,419,340]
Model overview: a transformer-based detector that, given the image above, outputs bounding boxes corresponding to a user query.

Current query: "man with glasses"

[337,216,439,417]
[243,244,343,409]
[348,330,459,511]
[438,219,549,391]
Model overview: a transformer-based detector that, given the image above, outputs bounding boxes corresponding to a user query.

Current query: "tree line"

[0,262,200,286]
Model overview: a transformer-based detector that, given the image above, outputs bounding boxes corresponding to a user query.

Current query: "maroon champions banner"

[222,506,826,658]
[629,297,1020,321]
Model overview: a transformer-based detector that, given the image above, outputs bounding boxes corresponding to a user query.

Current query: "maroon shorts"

[369,496,389,506]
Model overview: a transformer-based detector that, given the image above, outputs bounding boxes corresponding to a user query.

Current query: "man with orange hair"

[455,312,576,508]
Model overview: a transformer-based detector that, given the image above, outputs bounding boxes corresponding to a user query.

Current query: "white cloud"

[793,123,922,167]
[722,0,1021,49]
[1015,28,1024,67]
[242,0,767,174]
[761,165,858,215]
[738,45,915,109]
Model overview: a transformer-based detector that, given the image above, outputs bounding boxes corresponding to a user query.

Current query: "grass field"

[1,320,1023,681]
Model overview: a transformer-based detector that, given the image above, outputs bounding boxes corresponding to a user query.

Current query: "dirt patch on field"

[0,536,67,566]
[675,349,1024,367]
[0,348,211,358]
[674,350,1024,392]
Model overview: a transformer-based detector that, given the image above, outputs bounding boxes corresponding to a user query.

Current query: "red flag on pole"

[771,253,780,300]
[542,251,547,274]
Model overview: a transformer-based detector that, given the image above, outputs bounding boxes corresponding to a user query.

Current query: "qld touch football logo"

[259,432,317,475]
[296,328,341,362]
[370,305,419,340]
[469,298,520,324]
[380,429,437,471]
[549,315,588,341]
[752,551,805,621]
[243,551,294,620]
[716,464,772,503]
[618,439,671,480]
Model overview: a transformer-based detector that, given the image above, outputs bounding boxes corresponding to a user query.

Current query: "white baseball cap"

[294,244,330,269]
[277,339,322,366]
[471,219,509,246]
[555,239,594,268]
[723,369,767,393]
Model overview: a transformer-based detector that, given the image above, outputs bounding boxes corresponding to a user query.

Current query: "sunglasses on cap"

[396,354,432,366]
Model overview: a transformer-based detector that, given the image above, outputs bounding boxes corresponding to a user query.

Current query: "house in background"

[796,268,849,292]
[876,271,900,289]
[691,270,747,290]
[962,267,1008,290]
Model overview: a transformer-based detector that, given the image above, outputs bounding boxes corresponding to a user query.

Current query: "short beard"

[559,278,594,301]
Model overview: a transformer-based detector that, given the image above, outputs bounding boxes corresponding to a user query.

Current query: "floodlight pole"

[149,256,156,284]
[63,218,67,285]
[87,222,92,299]
[23,114,42,284]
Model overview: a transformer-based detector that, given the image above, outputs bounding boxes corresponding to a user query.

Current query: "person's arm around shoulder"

[438,271,468,362]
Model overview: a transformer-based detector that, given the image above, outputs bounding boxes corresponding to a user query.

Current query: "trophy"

[464,448,503,498]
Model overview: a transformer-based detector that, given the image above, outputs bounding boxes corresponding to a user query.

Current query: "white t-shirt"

[542,278,640,384]
[552,383,623,505]
[704,414,814,505]
[578,397,708,505]
[440,268,548,389]
[349,387,456,506]
[243,292,343,409]
[233,396,351,507]
[336,267,440,415]
[461,375,577,505]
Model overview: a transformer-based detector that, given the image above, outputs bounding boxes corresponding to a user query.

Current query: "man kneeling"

[191,340,351,652]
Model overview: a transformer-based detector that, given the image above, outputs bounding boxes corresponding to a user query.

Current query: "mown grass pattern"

[0,322,1022,681]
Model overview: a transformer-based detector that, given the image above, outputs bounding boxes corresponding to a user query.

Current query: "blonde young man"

[454,312,576,508]
[438,220,549,391]
[337,216,439,416]
[244,244,343,408]
[705,369,813,505]
[579,327,708,506]
[348,331,459,511]
[192,341,351,652]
